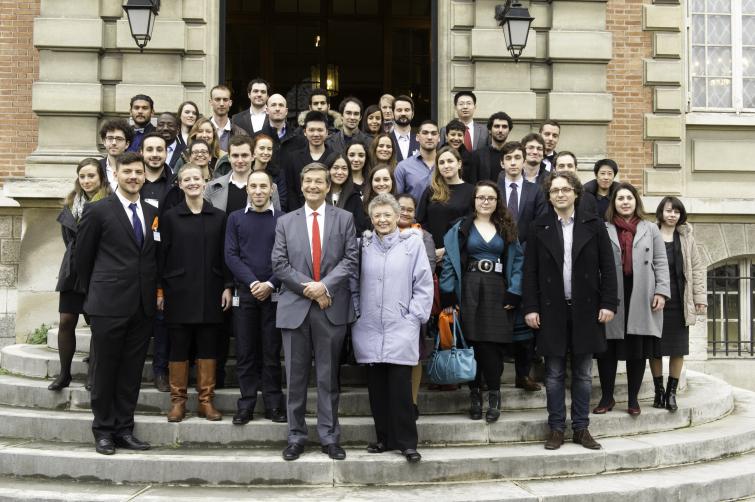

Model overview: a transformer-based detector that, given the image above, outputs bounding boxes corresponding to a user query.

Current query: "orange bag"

[437,310,457,350]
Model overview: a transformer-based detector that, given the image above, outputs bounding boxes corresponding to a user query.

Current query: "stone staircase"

[0,327,751,501]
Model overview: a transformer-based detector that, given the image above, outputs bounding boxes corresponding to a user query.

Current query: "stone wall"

[0,200,21,347]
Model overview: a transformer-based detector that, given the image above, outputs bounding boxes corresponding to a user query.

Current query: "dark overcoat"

[55,206,82,293]
[159,200,231,324]
[522,204,618,357]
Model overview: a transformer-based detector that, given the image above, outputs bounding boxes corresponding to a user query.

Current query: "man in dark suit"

[440,91,489,151]
[473,111,513,182]
[126,94,155,153]
[155,112,185,171]
[497,141,547,392]
[390,95,420,162]
[272,162,358,461]
[539,120,561,172]
[282,111,335,210]
[260,93,297,155]
[99,118,133,191]
[522,171,617,452]
[75,151,159,455]
[231,77,270,136]
[325,96,373,154]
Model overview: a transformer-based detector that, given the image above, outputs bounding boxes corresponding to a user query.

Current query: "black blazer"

[283,145,335,210]
[231,110,268,136]
[167,140,186,171]
[159,200,231,324]
[390,129,420,162]
[75,194,158,318]
[55,206,81,293]
[497,176,547,245]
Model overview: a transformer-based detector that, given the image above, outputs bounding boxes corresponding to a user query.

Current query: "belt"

[467,259,501,274]
[565,299,572,306]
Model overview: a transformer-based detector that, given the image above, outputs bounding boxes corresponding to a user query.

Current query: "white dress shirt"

[304,201,326,263]
[559,212,575,300]
[115,189,146,241]
[166,140,178,166]
[105,158,118,192]
[250,108,266,133]
[211,116,232,138]
[396,131,410,160]
[504,176,523,213]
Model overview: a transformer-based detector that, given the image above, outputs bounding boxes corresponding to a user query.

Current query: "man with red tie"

[272,162,358,462]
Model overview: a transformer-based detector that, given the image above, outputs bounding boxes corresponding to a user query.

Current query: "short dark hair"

[304,111,328,127]
[655,196,688,227]
[605,182,646,222]
[396,193,417,206]
[393,94,414,111]
[554,151,578,168]
[500,141,524,159]
[419,119,438,130]
[99,118,134,144]
[188,139,210,154]
[246,77,270,94]
[539,119,561,133]
[229,134,253,151]
[543,171,583,203]
[487,111,513,132]
[454,91,477,105]
[130,94,154,109]
[115,151,144,170]
[309,88,329,105]
[521,132,545,148]
[139,132,166,150]
[338,96,363,115]
[157,111,178,123]
[445,119,466,134]
[594,158,619,176]
[210,84,232,97]
[247,168,274,186]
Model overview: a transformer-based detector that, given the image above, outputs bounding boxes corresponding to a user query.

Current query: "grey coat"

[204,171,281,213]
[606,220,670,339]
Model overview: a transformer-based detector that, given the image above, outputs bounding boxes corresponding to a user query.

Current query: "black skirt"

[460,270,514,344]
[658,306,689,356]
[59,291,85,314]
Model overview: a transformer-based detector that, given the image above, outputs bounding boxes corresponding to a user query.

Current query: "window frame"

[707,256,755,358]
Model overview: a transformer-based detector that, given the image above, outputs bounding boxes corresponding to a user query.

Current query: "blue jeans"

[545,353,593,432]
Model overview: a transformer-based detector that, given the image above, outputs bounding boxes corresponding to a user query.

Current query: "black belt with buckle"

[467,259,501,274]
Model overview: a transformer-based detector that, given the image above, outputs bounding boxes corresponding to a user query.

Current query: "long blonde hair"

[430,146,463,203]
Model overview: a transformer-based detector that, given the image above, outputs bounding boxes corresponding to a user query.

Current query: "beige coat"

[677,224,707,326]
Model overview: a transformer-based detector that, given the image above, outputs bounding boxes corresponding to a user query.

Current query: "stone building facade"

[1,0,753,373]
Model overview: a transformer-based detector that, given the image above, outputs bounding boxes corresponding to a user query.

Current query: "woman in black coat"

[159,162,232,423]
[50,158,110,391]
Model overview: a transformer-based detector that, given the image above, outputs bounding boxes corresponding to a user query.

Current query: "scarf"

[71,189,107,222]
[613,216,639,276]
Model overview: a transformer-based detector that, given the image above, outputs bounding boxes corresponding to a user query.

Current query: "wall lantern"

[122,0,160,52]
[495,1,534,62]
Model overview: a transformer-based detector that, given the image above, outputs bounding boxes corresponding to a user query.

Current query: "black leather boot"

[665,377,679,412]
[652,376,665,409]
[485,390,501,423]
[469,388,483,420]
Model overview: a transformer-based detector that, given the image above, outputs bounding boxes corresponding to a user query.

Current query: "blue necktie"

[508,183,519,222]
[129,203,144,248]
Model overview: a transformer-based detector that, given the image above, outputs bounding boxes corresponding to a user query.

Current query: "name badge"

[494,262,503,273]
[271,291,280,303]
[152,231,161,242]
[232,295,240,307]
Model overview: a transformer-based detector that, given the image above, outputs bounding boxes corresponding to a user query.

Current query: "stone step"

[0,383,748,486]
[0,373,727,447]
[1,448,754,501]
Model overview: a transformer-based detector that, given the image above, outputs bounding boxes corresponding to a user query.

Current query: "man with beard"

[99,119,133,191]
[539,120,561,172]
[390,95,420,162]
[472,111,514,182]
[521,133,548,185]
[232,77,270,136]
[326,96,373,154]
[155,112,185,171]
[394,120,440,203]
[126,94,155,153]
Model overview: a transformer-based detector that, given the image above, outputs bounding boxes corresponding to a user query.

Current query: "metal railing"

[707,263,755,357]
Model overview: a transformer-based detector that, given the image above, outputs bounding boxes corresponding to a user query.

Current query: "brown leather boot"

[196,359,222,421]
[167,361,189,422]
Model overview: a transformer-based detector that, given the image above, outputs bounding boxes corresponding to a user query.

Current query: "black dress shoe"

[95,437,115,455]
[232,409,253,425]
[282,443,305,461]
[154,373,170,393]
[321,443,346,460]
[402,449,422,463]
[264,408,287,423]
[113,434,151,450]
[366,442,389,453]
[48,373,72,391]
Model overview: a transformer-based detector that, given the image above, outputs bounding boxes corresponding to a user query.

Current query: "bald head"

[267,94,288,124]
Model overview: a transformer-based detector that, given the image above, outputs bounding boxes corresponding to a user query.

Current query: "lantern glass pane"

[126,8,151,39]
[508,19,531,49]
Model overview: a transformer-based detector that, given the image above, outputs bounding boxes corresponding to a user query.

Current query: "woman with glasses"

[186,139,214,181]
[417,146,474,267]
[176,101,200,146]
[175,118,228,177]
[439,181,523,422]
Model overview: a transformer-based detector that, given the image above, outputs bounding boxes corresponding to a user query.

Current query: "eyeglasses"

[191,150,210,156]
[475,196,497,203]
[105,136,127,143]
[549,187,575,196]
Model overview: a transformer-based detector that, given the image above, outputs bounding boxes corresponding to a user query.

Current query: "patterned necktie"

[129,203,144,248]
[311,211,321,281]
[508,183,519,222]
[464,127,472,151]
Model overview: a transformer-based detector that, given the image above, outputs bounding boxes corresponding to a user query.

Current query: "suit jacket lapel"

[297,209,314,277]
[320,205,337,265]
[142,203,156,253]
[540,217,564,268]
[110,196,140,249]
[571,216,593,262]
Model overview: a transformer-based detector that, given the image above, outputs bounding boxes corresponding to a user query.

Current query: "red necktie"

[311,211,321,281]
[463,127,472,151]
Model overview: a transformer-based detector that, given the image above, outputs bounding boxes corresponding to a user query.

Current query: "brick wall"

[0,1,40,185]
[606,0,654,190]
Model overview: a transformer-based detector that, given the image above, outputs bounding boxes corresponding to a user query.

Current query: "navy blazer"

[390,129,420,162]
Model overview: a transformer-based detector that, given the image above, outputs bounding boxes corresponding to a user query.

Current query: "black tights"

[56,313,79,378]
[168,324,218,362]
[473,341,505,392]
[597,355,646,408]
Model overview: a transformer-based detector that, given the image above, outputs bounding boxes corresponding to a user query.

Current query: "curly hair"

[473,180,518,243]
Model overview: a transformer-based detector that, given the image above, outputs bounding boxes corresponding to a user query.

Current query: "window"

[707,257,755,357]
[689,0,755,111]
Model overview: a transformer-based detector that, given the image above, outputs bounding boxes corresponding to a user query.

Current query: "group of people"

[52,78,706,463]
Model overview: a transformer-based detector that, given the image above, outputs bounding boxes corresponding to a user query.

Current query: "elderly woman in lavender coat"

[351,193,434,463]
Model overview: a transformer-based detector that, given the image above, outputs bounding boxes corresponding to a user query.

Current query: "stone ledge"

[2,178,69,201]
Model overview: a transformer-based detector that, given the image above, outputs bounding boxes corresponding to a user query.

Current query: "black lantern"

[495,1,535,62]
[122,0,160,52]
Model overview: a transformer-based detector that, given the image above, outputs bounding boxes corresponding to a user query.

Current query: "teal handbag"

[426,312,477,385]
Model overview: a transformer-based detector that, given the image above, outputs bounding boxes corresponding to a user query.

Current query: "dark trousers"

[233,289,283,411]
[168,323,217,361]
[473,341,505,391]
[514,338,534,378]
[367,363,418,451]
[89,311,152,440]
[215,310,233,384]
[152,311,169,376]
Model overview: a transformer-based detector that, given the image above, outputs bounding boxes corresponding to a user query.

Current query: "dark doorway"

[223,0,433,122]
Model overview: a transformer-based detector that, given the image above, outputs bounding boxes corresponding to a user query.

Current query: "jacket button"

[644,261,648,265]
[646,248,650,252]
